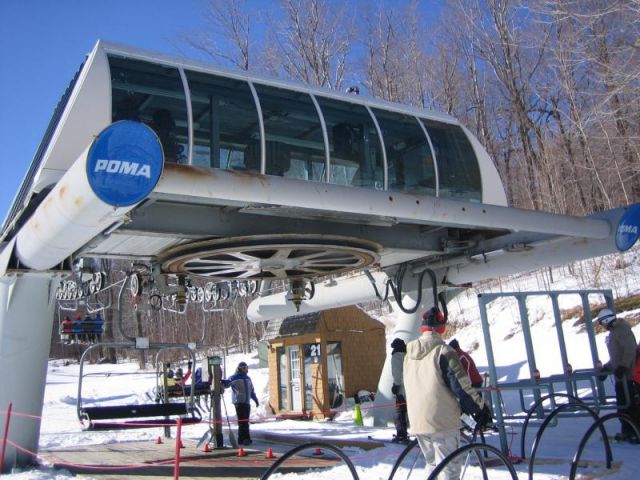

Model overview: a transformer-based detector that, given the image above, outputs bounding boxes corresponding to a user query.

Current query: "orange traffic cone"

[237,447,247,457]
[266,447,275,459]
[156,436,163,444]
[178,439,185,449]
[312,447,323,456]
[203,443,211,452]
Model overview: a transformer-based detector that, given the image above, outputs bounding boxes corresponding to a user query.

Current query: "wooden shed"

[264,305,385,419]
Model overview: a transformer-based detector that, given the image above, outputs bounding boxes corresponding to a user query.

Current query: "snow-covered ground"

[4,251,640,479]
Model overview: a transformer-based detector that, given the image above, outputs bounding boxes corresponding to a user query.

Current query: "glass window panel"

[316,97,384,189]
[109,56,188,164]
[277,347,288,410]
[253,84,325,181]
[327,342,344,408]
[304,346,314,411]
[372,109,436,195]
[289,347,301,379]
[421,119,482,201]
[289,345,302,410]
[185,70,261,171]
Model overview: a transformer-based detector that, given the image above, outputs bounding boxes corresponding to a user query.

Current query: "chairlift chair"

[76,342,201,430]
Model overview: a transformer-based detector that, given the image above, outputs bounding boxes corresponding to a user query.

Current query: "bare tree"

[183,0,258,71]
[264,0,355,89]
[539,0,640,211]
[363,7,403,101]
[360,1,434,106]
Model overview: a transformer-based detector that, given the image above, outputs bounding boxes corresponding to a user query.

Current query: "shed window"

[327,342,344,408]
[277,347,288,410]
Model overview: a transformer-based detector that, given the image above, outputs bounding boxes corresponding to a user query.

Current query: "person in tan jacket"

[404,307,490,479]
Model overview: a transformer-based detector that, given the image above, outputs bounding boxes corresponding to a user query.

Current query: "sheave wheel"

[160,235,379,280]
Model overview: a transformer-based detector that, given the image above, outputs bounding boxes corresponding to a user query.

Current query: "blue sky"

[0,0,206,223]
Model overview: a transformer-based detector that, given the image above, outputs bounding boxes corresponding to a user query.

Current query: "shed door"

[289,346,302,411]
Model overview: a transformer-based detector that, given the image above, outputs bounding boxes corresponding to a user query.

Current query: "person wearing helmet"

[596,308,639,443]
[403,307,490,479]
[222,361,259,445]
[390,338,409,443]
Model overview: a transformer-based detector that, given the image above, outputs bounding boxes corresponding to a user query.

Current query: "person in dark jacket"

[72,314,83,343]
[93,312,104,342]
[597,308,639,443]
[222,361,259,445]
[390,338,409,442]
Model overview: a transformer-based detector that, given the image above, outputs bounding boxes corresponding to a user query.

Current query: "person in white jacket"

[404,307,490,479]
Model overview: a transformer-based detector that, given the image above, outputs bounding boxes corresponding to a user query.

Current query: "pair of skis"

[197,393,237,449]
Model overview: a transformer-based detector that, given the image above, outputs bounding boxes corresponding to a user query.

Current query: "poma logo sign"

[86,121,163,207]
[618,224,638,235]
[615,203,640,252]
[94,159,151,179]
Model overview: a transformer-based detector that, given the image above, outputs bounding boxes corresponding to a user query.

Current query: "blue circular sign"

[86,121,164,207]
[615,204,640,252]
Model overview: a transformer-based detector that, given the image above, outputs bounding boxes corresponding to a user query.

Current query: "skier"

[390,338,409,443]
[448,338,483,388]
[222,361,259,445]
[597,308,639,443]
[404,307,491,479]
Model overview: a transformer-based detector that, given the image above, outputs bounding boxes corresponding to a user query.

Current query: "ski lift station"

[1,40,639,471]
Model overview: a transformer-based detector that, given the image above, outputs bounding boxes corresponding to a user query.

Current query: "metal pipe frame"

[478,288,616,454]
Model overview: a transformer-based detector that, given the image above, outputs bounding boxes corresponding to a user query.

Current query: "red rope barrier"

[1,402,12,474]
[4,420,410,476]
[2,395,403,429]
[3,410,43,420]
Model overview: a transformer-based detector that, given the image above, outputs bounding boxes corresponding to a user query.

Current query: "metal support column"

[0,273,59,473]
[550,294,573,396]
[208,356,223,448]
[477,293,509,454]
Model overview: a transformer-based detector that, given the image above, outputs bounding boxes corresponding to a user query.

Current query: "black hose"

[387,266,439,315]
[528,402,609,480]
[306,281,315,300]
[570,412,638,479]
[388,430,489,480]
[260,442,359,480]
[428,443,518,480]
[520,393,582,459]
